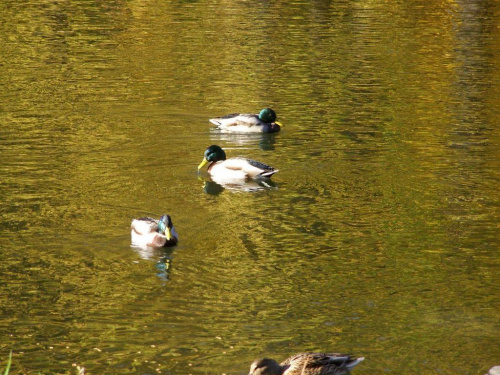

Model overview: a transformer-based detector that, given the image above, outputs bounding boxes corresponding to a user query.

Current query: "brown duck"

[248,352,364,375]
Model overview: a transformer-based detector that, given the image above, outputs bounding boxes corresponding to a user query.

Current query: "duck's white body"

[131,217,178,248]
[209,112,281,133]
[208,157,278,181]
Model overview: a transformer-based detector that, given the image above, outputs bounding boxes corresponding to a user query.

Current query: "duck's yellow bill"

[275,121,283,127]
[198,158,209,170]
[165,227,172,241]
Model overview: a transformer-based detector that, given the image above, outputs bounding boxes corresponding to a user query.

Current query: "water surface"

[1,0,499,374]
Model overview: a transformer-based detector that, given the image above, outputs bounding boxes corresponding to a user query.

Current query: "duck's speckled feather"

[249,352,364,375]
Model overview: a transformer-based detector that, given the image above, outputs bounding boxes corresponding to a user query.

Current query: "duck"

[248,352,364,375]
[209,108,282,133]
[198,145,278,180]
[130,215,178,248]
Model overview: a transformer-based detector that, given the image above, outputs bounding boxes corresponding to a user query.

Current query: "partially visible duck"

[198,145,278,180]
[209,108,282,133]
[248,352,364,375]
[131,215,178,248]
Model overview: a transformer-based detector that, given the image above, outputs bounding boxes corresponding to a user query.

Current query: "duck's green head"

[198,145,227,170]
[157,214,173,240]
[258,108,277,123]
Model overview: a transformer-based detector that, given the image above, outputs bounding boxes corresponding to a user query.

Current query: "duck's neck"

[207,161,218,172]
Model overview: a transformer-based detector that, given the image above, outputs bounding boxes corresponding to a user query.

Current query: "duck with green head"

[209,108,283,133]
[198,145,278,180]
[131,214,178,248]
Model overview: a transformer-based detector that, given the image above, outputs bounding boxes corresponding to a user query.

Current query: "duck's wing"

[222,157,278,178]
[210,113,261,127]
[209,113,240,126]
[285,353,364,372]
[245,158,278,178]
[131,217,158,235]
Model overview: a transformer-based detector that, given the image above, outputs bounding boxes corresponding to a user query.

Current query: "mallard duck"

[130,215,178,248]
[198,145,278,180]
[248,353,364,375]
[209,108,282,133]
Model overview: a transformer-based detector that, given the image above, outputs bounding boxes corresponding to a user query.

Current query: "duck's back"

[281,353,364,375]
[219,157,277,179]
[131,217,158,235]
[131,218,163,247]
[210,113,267,131]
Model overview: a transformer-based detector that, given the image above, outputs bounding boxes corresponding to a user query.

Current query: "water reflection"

[201,177,278,195]
[131,245,175,282]
[209,129,277,150]
[154,255,172,282]
[2,0,500,374]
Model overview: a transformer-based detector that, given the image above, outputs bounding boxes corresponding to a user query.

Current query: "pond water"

[1,0,499,374]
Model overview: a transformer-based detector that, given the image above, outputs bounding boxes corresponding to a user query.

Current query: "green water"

[1,1,499,374]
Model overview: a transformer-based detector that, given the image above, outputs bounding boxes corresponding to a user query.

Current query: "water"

[1,0,499,374]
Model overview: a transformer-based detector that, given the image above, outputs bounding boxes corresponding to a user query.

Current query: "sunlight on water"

[1,0,499,374]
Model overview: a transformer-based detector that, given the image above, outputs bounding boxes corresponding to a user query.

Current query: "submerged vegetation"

[2,351,12,375]
[1,351,86,375]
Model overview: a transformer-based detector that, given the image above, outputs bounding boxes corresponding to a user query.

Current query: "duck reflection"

[131,245,175,281]
[209,129,277,151]
[201,177,277,195]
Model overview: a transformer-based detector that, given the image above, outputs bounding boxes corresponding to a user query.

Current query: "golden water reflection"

[1,0,499,374]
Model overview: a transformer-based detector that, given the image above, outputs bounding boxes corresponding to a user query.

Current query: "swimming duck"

[130,215,178,248]
[209,108,282,133]
[198,145,278,180]
[248,352,364,375]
